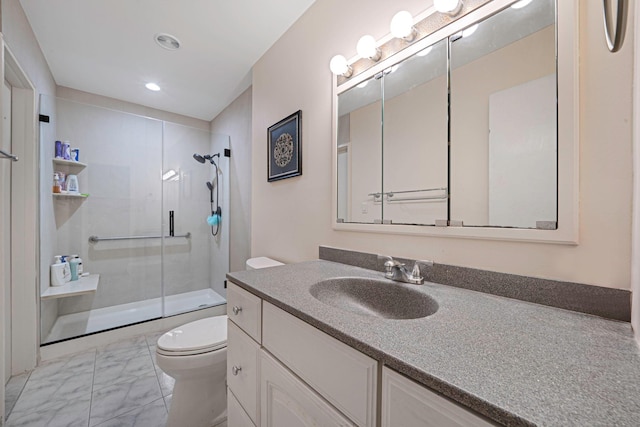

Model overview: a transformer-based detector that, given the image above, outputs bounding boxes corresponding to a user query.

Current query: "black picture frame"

[267,110,302,182]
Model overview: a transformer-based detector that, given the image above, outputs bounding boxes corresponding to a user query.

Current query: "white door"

[2,79,12,384]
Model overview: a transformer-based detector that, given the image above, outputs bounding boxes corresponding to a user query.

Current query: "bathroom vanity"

[225,260,640,426]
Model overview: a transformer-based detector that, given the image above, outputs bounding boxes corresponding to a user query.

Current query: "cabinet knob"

[232,306,243,315]
[232,365,242,376]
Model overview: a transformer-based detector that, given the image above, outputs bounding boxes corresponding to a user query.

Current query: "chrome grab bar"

[368,187,448,202]
[89,232,191,243]
[0,149,18,162]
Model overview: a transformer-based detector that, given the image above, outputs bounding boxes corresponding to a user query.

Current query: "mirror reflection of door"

[450,0,557,229]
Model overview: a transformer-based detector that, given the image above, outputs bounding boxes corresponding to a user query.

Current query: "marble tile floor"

[5,331,176,427]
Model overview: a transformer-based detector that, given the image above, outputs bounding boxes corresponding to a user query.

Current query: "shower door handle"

[169,211,174,237]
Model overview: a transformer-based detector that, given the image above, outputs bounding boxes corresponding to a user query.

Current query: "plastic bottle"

[69,258,80,281]
[72,255,83,276]
[53,173,61,193]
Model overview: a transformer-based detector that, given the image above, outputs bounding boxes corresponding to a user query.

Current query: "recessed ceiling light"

[145,82,161,91]
[154,33,181,51]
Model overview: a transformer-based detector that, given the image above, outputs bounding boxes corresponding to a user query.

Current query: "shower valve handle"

[232,306,242,315]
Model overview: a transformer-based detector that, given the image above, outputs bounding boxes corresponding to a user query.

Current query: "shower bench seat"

[41,273,100,300]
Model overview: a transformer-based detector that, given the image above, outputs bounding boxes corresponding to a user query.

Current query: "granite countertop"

[227,260,640,426]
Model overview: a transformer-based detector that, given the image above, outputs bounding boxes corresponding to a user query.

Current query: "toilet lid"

[157,316,227,356]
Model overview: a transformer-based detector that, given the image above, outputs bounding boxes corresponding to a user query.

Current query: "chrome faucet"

[378,255,433,285]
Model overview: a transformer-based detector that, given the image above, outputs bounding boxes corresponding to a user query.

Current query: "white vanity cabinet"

[227,281,497,427]
[382,368,498,427]
[227,281,377,427]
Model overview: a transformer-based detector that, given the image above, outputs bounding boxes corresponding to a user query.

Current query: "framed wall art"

[267,110,302,182]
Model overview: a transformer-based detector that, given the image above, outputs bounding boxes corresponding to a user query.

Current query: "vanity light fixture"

[390,11,417,42]
[145,82,161,91]
[511,0,532,9]
[330,55,353,77]
[434,0,463,16]
[356,35,382,61]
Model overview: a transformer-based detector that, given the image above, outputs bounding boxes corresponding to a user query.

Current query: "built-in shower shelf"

[52,193,89,199]
[41,274,100,300]
[53,158,87,169]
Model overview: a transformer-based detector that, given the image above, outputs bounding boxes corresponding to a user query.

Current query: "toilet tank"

[246,257,284,270]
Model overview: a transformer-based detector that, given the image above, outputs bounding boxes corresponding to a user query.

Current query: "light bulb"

[511,0,532,9]
[145,82,161,91]
[357,35,381,61]
[329,55,352,77]
[434,0,462,15]
[390,11,416,41]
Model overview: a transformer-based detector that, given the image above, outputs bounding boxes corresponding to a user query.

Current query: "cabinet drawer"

[260,350,356,427]
[227,281,262,343]
[382,367,498,427]
[228,388,256,427]
[228,320,260,425]
[262,302,377,427]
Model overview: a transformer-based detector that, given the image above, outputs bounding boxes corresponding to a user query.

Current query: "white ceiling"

[19,0,316,121]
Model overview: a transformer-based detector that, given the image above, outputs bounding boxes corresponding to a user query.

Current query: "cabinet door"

[260,350,356,427]
[228,388,256,427]
[262,302,377,427]
[382,367,497,427]
[228,320,260,425]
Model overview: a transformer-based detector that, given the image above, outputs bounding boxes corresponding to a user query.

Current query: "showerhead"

[193,153,220,165]
[206,181,213,191]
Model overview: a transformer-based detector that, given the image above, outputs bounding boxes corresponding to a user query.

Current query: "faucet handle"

[409,260,433,284]
[378,254,404,270]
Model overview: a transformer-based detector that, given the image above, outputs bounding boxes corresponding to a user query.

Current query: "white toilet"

[156,316,228,427]
[157,257,283,427]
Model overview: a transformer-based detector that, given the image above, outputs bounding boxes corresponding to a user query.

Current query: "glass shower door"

[161,123,229,317]
[40,96,164,344]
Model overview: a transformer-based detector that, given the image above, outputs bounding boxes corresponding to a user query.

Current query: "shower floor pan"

[43,288,226,344]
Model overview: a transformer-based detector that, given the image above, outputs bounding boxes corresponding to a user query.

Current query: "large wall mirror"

[333,0,577,243]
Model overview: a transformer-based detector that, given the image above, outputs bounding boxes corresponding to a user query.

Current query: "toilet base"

[158,348,227,427]
[165,378,227,427]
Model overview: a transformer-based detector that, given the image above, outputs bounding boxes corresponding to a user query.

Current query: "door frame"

[0,35,39,387]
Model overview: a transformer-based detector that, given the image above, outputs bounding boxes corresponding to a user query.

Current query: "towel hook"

[602,0,627,52]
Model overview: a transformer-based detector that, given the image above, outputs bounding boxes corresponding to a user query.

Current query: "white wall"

[252,0,634,292]
[1,0,55,96]
[210,87,252,273]
[57,87,209,131]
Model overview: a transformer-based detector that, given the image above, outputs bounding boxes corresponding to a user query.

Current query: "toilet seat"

[157,316,227,356]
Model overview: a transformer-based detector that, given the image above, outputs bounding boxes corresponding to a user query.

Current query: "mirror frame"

[331,0,578,244]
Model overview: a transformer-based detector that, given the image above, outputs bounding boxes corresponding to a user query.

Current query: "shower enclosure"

[39,95,229,344]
